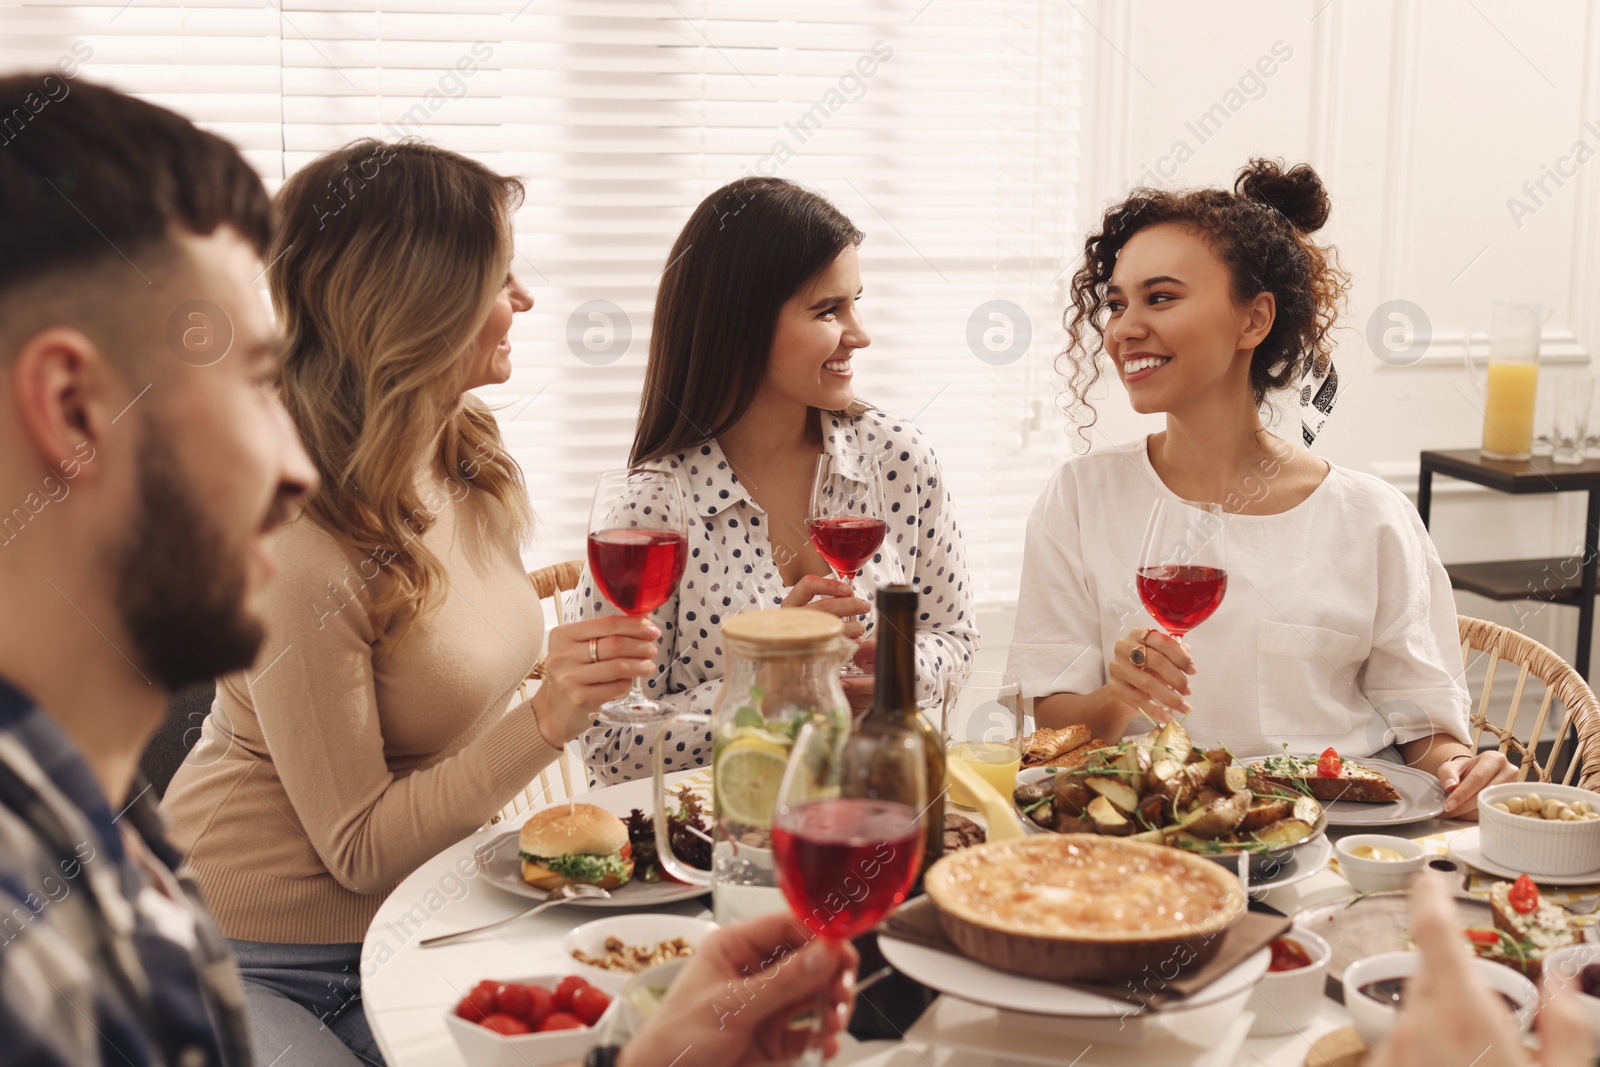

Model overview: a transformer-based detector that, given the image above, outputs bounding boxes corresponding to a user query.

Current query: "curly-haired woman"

[1007,159,1514,818]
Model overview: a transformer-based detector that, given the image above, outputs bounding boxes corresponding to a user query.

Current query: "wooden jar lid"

[721,608,844,652]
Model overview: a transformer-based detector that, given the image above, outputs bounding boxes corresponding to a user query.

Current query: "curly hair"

[1059,158,1350,441]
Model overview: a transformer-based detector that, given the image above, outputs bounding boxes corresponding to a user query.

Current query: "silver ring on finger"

[1128,646,1147,669]
[588,637,600,664]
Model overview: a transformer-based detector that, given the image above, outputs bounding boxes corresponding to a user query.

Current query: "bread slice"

[1038,739,1112,772]
[1250,753,1401,803]
[1022,724,1092,767]
[1482,879,1575,980]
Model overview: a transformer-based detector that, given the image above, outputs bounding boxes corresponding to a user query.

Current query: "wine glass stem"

[797,936,838,1067]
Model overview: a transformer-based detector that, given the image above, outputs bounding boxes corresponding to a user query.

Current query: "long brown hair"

[631,177,865,466]
[270,140,531,642]
[1060,158,1350,439]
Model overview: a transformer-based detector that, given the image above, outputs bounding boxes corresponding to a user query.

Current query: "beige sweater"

[162,473,553,944]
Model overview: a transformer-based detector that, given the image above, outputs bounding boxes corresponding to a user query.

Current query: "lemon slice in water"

[715,735,789,829]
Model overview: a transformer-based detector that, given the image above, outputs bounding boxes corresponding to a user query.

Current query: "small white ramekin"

[1538,943,1600,1044]
[1334,835,1426,894]
[1342,950,1536,1049]
[1479,781,1600,878]
[1246,928,1332,1036]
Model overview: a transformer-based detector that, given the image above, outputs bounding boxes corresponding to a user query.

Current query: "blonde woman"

[161,141,657,1067]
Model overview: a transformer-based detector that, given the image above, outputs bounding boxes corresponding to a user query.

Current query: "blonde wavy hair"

[270,140,532,643]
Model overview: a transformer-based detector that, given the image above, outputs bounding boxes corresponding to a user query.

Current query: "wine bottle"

[860,583,944,880]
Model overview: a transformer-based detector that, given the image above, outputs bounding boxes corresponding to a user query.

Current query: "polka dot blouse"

[570,407,980,787]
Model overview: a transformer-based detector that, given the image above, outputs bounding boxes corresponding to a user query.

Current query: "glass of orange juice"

[941,671,1023,809]
[1482,358,1539,460]
[1467,301,1547,461]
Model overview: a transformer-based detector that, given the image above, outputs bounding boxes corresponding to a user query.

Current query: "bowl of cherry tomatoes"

[445,972,617,1067]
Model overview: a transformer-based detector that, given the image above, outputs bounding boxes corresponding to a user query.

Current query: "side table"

[1416,449,1600,679]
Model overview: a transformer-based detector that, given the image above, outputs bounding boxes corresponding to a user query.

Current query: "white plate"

[1247,834,1332,897]
[877,933,1270,1018]
[1452,835,1600,886]
[1240,758,1446,827]
[1319,761,1447,827]
[473,770,712,909]
[1295,890,1496,979]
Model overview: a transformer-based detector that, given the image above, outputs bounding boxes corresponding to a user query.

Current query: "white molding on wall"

[1376,0,1421,305]
[1375,329,1592,369]
[1307,0,1342,174]
[1571,2,1600,358]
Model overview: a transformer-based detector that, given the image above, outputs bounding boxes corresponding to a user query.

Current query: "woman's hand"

[1439,750,1517,820]
[617,912,859,1067]
[530,616,660,746]
[841,639,876,713]
[1105,627,1195,724]
[780,575,868,640]
[1367,872,1593,1067]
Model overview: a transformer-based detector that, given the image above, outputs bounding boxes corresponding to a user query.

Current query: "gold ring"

[588,638,600,664]
[1129,646,1147,669]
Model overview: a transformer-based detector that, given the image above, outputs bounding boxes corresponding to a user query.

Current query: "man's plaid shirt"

[0,676,251,1067]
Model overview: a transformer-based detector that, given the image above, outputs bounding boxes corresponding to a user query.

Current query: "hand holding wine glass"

[586,468,689,725]
[772,713,925,1066]
[806,453,886,678]
[1125,499,1226,726]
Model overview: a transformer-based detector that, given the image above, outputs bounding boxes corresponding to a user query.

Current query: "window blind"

[1,0,1082,607]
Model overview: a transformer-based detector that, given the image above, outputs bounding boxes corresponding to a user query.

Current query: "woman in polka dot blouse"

[571,177,980,786]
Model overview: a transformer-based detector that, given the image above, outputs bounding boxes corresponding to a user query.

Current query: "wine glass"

[1136,499,1228,642]
[941,671,1024,811]
[586,468,689,725]
[772,715,926,1066]
[1134,499,1227,727]
[806,452,886,677]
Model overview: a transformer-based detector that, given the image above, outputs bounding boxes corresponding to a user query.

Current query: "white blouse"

[1006,437,1471,758]
[572,407,980,786]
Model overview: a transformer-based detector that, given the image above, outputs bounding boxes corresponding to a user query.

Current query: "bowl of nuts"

[1479,782,1600,877]
[561,914,716,986]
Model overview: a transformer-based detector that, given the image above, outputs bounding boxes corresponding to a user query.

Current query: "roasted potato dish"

[1012,721,1322,855]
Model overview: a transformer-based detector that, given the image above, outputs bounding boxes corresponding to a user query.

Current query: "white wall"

[1063,0,1600,671]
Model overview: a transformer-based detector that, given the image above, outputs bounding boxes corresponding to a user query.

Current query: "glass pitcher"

[653,607,851,924]
[1464,300,1551,460]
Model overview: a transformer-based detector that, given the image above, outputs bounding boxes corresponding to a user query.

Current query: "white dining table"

[360,773,1472,1067]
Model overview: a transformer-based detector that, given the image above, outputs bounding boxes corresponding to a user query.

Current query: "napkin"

[877,896,1289,1009]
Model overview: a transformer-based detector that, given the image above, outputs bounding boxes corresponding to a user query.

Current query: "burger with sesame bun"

[518,803,635,890]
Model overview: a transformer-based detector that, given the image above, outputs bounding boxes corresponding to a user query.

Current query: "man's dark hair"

[0,74,270,300]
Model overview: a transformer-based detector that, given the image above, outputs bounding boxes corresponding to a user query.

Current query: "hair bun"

[1234,158,1330,233]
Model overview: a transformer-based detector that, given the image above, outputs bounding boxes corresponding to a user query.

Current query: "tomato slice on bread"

[1508,873,1539,914]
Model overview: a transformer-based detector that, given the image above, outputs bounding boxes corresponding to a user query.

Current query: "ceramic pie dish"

[923,833,1246,982]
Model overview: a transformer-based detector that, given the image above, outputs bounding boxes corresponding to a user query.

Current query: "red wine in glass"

[587,529,688,615]
[1136,564,1227,640]
[586,469,689,725]
[805,516,887,582]
[772,798,922,940]
[1134,499,1226,725]
[809,454,886,679]
[774,720,925,1066]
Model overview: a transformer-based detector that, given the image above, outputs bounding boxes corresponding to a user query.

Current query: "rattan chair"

[1458,615,1600,790]
[489,560,588,825]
